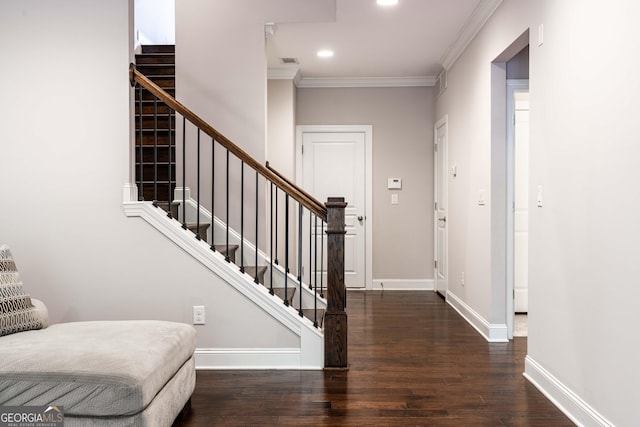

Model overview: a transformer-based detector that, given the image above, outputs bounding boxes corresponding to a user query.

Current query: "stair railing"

[130,63,347,368]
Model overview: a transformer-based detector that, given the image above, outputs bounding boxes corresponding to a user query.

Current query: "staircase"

[164,193,324,327]
[129,50,346,367]
[134,45,176,203]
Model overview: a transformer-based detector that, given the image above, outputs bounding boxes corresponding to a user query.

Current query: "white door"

[513,91,530,312]
[434,117,448,297]
[298,128,368,288]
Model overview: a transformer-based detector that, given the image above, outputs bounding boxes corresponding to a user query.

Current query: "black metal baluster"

[153,97,158,204]
[225,150,230,262]
[210,139,216,251]
[284,194,290,306]
[254,171,259,284]
[313,215,319,328]
[167,107,173,218]
[269,182,274,295]
[320,220,325,298]
[240,161,245,273]
[298,203,303,317]
[274,187,279,265]
[314,216,318,292]
[195,129,201,240]
[137,86,144,201]
[309,210,313,290]
[181,117,187,230]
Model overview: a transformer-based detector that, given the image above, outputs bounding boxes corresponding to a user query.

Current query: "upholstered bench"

[0,245,196,426]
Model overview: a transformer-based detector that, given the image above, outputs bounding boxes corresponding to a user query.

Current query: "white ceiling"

[266,0,494,85]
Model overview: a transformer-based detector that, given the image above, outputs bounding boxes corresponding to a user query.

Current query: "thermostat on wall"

[387,178,402,190]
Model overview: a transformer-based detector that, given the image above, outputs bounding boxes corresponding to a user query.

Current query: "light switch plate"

[391,194,399,205]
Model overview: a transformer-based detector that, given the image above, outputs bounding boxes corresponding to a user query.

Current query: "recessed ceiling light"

[317,50,334,58]
[377,0,398,6]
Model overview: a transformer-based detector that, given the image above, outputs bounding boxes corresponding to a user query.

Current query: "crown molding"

[267,68,302,86]
[441,0,503,70]
[297,75,437,88]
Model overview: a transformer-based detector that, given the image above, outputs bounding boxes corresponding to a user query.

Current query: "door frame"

[295,125,373,290]
[433,116,448,298]
[506,79,529,339]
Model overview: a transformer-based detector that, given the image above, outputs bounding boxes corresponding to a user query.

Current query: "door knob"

[357,216,364,222]
[438,217,447,222]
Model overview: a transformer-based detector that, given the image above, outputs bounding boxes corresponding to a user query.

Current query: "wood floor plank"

[174,291,574,426]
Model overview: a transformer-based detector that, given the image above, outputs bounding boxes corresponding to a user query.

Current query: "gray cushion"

[64,356,195,427]
[0,320,196,417]
[0,244,43,336]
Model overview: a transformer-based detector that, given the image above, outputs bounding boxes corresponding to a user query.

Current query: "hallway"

[177,291,572,426]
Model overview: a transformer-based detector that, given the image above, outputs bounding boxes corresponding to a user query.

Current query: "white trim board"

[195,348,306,370]
[524,356,614,427]
[372,279,434,291]
[446,291,508,342]
[297,76,436,88]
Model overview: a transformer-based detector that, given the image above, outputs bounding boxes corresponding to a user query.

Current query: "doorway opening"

[508,80,529,337]
[295,125,373,290]
[490,30,530,340]
[434,117,448,299]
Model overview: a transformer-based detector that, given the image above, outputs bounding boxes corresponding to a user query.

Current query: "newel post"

[324,197,348,369]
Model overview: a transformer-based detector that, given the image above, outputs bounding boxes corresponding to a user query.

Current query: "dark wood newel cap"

[325,197,347,234]
[325,197,348,208]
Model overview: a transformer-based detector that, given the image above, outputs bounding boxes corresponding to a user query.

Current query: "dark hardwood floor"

[175,291,573,426]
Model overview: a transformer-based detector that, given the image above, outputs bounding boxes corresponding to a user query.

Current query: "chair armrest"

[31,298,49,328]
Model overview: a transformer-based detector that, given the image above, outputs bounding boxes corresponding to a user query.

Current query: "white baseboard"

[446,291,508,342]
[524,356,613,427]
[371,279,434,291]
[195,348,320,370]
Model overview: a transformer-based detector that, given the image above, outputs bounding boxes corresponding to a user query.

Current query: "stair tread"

[139,48,175,55]
[270,287,296,302]
[302,308,326,327]
[185,222,210,228]
[155,201,180,207]
[215,244,239,253]
[135,52,175,57]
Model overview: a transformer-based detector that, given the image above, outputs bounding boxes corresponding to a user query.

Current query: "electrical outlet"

[460,272,465,286]
[192,306,205,325]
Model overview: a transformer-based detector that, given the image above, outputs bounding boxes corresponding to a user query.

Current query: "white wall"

[436,0,640,425]
[267,79,297,266]
[0,0,298,353]
[134,0,175,46]
[174,0,336,248]
[297,87,435,282]
[268,79,297,179]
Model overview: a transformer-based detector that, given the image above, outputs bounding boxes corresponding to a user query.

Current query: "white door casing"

[434,117,448,297]
[513,92,530,312]
[296,125,372,289]
[506,79,529,338]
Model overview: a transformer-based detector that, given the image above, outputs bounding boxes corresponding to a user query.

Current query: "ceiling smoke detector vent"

[279,57,299,64]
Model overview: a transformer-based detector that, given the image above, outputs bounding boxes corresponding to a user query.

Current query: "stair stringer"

[122,184,323,369]
[174,187,327,313]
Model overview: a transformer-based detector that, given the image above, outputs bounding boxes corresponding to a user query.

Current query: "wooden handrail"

[129,63,327,220]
